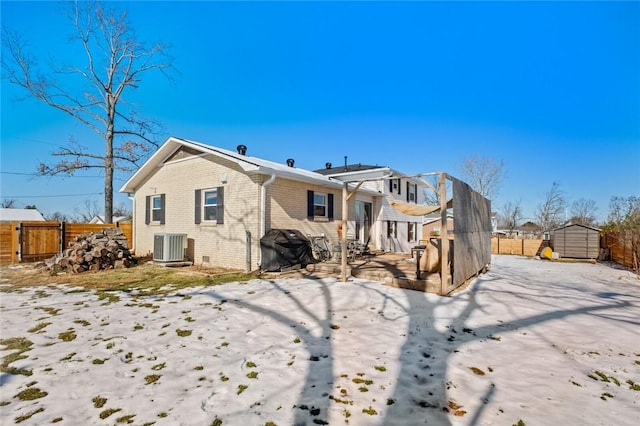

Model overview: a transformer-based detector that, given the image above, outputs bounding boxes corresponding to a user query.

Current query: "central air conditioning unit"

[153,233,186,262]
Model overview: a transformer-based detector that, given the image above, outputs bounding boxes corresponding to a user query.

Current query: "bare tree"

[1,199,17,208]
[535,181,566,232]
[500,200,523,237]
[113,202,132,219]
[569,198,598,226]
[457,154,505,201]
[48,211,72,222]
[2,1,174,223]
[74,200,102,223]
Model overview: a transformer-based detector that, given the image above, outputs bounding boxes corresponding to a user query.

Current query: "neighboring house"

[119,137,382,271]
[89,215,130,224]
[314,163,428,254]
[0,208,46,222]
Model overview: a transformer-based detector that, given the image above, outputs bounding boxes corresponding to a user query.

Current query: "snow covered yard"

[1,255,639,426]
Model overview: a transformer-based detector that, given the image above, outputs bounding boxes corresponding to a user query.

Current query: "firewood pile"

[48,228,137,273]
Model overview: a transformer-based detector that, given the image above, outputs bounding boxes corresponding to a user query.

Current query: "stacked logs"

[49,228,137,273]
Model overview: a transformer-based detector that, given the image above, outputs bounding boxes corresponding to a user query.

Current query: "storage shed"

[552,224,600,259]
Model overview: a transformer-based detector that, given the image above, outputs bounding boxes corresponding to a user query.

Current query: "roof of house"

[119,137,382,196]
[314,163,387,176]
[0,208,46,222]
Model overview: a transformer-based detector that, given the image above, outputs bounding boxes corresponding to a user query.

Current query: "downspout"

[128,193,135,253]
[259,174,277,265]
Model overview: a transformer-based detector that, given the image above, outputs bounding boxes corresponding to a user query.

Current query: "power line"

[1,192,103,199]
[0,171,126,181]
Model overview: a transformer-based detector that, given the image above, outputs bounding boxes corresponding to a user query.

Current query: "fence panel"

[0,222,19,265]
[602,232,637,270]
[20,221,61,262]
[491,237,544,257]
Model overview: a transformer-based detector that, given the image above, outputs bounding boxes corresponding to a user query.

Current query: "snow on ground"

[1,255,639,426]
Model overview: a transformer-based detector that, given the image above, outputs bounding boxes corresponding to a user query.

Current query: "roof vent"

[325,162,332,169]
[237,145,247,155]
[286,158,295,167]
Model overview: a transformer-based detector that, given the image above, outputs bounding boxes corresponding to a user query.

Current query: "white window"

[151,195,163,222]
[408,183,417,203]
[387,221,397,238]
[314,192,328,218]
[408,222,417,242]
[203,188,218,221]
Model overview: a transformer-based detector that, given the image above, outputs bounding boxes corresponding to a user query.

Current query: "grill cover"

[260,229,315,272]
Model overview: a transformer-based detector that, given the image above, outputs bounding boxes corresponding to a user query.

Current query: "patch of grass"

[627,379,640,391]
[14,407,45,423]
[220,374,229,382]
[374,365,386,372]
[212,418,223,426]
[58,330,77,342]
[15,387,48,400]
[60,352,76,362]
[116,414,136,423]
[362,406,377,415]
[358,387,368,392]
[133,324,144,331]
[73,319,91,326]
[93,396,108,408]
[352,377,373,385]
[0,337,34,376]
[469,367,485,376]
[176,329,192,337]
[330,324,340,330]
[38,306,61,316]
[488,335,501,341]
[184,316,196,322]
[52,417,63,423]
[293,338,301,344]
[158,412,168,418]
[28,322,52,333]
[246,371,259,379]
[600,392,614,400]
[97,291,121,304]
[329,395,353,405]
[386,398,395,405]
[152,362,166,371]
[99,408,122,419]
[106,342,115,349]
[92,358,108,365]
[194,365,204,371]
[570,380,582,387]
[220,341,229,347]
[246,361,257,368]
[145,374,161,385]
[237,384,248,395]
[513,420,526,426]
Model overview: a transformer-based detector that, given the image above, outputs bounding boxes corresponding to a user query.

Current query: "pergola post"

[439,172,449,295]
[341,181,349,282]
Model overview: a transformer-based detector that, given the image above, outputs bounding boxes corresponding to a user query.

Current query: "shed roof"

[119,137,381,196]
[0,208,46,222]
[552,223,601,232]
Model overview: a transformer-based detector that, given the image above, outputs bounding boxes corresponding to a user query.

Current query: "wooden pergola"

[337,171,491,296]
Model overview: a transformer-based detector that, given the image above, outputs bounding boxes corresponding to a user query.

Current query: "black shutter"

[195,189,201,224]
[145,196,150,225]
[307,190,314,219]
[406,182,410,202]
[389,179,393,193]
[398,179,401,194]
[216,186,224,224]
[159,194,166,224]
[328,194,334,220]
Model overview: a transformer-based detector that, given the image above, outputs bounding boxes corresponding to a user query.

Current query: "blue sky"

[2,1,639,222]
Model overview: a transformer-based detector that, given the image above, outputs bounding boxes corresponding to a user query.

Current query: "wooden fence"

[0,221,132,265]
[491,237,546,257]
[601,232,638,271]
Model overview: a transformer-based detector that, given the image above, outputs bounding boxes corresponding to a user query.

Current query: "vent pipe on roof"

[286,158,295,167]
[237,145,247,155]
[344,156,348,171]
[325,162,332,169]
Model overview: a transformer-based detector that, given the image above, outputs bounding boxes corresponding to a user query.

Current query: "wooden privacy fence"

[601,232,639,271]
[0,221,132,265]
[491,237,545,257]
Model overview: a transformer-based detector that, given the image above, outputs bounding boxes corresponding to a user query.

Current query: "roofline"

[119,137,381,196]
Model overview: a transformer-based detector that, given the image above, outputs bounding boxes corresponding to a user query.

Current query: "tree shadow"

[199,257,632,425]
